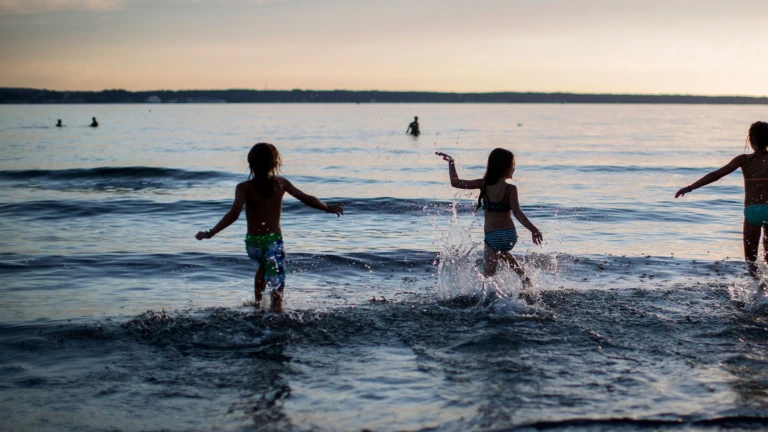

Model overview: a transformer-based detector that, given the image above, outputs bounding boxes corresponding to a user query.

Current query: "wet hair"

[749,121,768,152]
[476,148,516,210]
[247,142,282,197]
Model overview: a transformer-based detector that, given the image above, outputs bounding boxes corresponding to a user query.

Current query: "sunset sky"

[0,0,766,95]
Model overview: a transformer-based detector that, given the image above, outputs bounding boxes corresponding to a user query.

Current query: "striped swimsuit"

[482,184,518,252]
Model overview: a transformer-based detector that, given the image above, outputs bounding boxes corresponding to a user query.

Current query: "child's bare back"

[675,121,768,276]
[195,143,343,312]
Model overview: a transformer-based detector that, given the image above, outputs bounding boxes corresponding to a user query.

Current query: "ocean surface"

[1,103,767,431]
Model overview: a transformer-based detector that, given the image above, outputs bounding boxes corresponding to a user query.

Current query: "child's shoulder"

[236,177,285,186]
[731,153,753,167]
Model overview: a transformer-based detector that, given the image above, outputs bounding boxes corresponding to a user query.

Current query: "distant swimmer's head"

[248,142,282,196]
[749,121,768,152]
[484,148,516,184]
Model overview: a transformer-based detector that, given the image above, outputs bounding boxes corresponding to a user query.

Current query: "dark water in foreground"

[1,104,768,430]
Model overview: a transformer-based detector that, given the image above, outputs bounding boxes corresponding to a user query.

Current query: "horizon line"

[2,87,767,99]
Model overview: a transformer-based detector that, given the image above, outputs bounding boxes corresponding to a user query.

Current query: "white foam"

[728,261,768,313]
[434,202,542,313]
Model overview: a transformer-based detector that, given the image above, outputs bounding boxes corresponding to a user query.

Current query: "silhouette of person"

[406,116,420,136]
[56,119,63,127]
[90,117,99,127]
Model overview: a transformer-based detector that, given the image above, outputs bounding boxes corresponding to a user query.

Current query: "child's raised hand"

[675,186,693,198]
[531,229,543,246]
[195,230,212,240]
[327,203,345,217]
[435,152,454,163]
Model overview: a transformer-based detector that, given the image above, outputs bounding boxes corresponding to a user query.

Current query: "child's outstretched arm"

[509,185,543,245]
[281,178,344,216]
[195,183,246,240]
[435,152,483,189]
[675,155,747,198]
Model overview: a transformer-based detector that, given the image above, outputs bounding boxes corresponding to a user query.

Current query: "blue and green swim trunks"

[244,232,285,293]
[745,204,768,227]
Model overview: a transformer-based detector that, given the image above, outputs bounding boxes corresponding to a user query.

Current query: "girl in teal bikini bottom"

[744,204,768,227]
[676,121,768,277]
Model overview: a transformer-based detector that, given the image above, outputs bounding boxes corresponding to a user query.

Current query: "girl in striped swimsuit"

[436,148,543,284]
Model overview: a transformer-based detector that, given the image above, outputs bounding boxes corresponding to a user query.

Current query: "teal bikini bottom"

[744,204,768,227]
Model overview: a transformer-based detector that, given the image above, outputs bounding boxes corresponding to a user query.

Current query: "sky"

[0,0,766,95]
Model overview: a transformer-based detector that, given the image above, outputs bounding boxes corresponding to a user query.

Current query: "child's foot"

[522,276,533,289]
[758,281,767,294]
[270,291,284,313]
[254,288,265,307]
[517,277,536,304]
[748,263,759,279]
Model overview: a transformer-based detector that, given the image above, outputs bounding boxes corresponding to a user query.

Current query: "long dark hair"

[749,121,768,152]
[476,148,516,210]
[247,143,282,197]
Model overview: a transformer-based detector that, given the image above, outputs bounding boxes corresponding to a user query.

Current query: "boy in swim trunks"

[675,121,768,277]
[196,143,344,312]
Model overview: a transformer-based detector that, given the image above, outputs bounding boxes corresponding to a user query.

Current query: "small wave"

[0,250,439,278]
[0,166,238,192]
[0,199,228,220]
[0,167,392,192]
[120,308,287,349]
[0,196,722,222]
[541,164,716,174]
[515,415,768,430]
[0,166,233,182]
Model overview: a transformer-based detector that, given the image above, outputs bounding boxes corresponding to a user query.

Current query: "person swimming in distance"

[406,116,420,136]
[195,143,344,312]
[90,117,98,127]
[56,119,63,127]
[675,121,768,278]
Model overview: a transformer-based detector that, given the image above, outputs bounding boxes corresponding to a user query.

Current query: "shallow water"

[1,104,767,431]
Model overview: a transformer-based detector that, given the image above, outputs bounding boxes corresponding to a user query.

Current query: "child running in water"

[196,143,344,312]
[675,121,768,277]
[436,149,543,284]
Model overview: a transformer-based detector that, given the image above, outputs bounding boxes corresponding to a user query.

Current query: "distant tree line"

[1,88,766,104]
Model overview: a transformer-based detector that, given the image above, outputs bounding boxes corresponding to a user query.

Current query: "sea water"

[1,103,767,431]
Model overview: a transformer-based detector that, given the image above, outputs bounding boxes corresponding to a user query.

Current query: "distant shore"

[1,88,767,105]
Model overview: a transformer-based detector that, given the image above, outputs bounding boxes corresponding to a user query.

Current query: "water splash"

[435,202,535,313]
[436,202,483,300]
[729,262,768,313]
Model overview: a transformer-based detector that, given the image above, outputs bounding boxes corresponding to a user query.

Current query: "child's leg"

[762,225,768,265]
[744,218,762,277]
[254,266,266,304]
[264,239,286,313]
[500,252,525,277]
[501,252,532,287]
[270,290,283,313]
[483,243,500,277]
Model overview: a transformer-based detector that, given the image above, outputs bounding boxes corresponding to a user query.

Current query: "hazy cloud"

[0,0,285,15]
[0,0,128,15]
